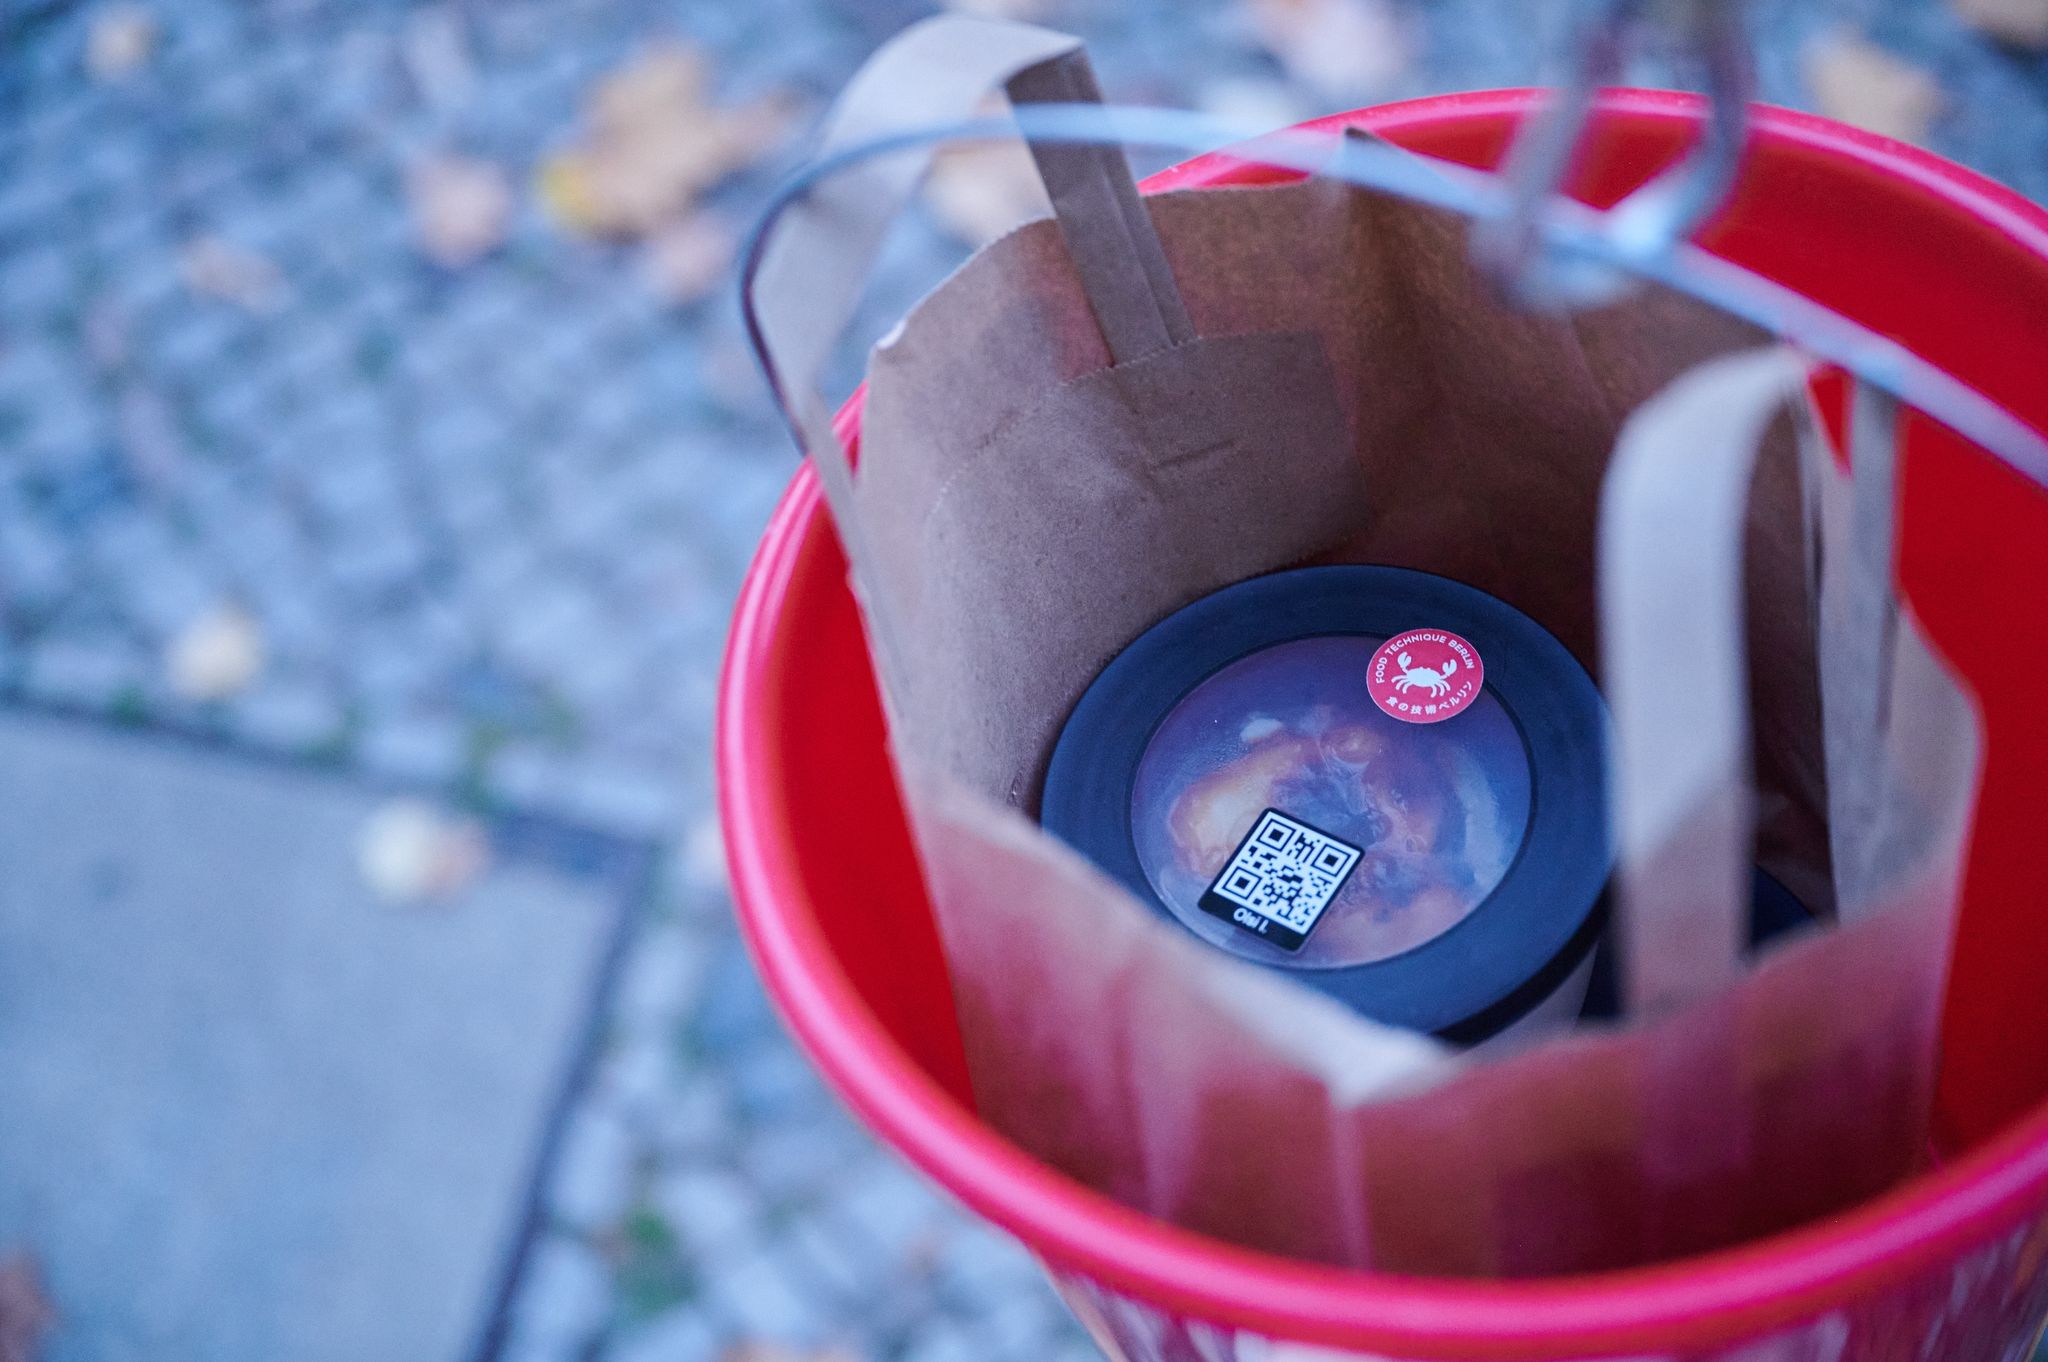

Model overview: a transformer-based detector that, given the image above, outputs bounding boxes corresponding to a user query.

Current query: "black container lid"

[1041,565,1611,1042]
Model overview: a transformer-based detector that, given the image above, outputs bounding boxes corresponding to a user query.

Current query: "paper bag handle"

[1601,347,1810,1014]
[1813,380,1910,921]
[746,15,1191,533]
[1005,54,1195,363]
[1603,348,1921,1013]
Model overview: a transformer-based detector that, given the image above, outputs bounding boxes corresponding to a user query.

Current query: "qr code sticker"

[1197,808,1362,951]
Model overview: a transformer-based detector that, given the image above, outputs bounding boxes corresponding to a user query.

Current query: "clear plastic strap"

[1475,0,1754,309]
[740,105,2048,498]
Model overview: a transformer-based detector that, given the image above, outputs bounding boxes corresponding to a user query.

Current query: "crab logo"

[1391,651,1458,698]
[1368,628,1484,724]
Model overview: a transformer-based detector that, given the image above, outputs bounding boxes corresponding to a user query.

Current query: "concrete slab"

[0,715,636,1362]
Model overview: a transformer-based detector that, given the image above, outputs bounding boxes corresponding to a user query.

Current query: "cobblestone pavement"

[4,0,2048,1359]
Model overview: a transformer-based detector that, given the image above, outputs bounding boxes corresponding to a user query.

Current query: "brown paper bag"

[747,14,1978,1275]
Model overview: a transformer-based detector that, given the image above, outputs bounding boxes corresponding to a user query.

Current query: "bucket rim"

[718,88,2048,1357]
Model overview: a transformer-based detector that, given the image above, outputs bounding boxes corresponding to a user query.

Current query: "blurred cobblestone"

[507,1236,615,1357]
[6,0,2048,1357]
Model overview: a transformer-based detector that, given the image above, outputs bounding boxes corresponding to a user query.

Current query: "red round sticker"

[1367,628,1484,724]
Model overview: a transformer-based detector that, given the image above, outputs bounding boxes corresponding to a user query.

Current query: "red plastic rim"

[718,90,2048,1358]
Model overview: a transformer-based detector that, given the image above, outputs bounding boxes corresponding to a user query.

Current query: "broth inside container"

[1131,636,1534,968]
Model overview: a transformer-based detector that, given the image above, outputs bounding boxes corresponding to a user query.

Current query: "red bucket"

[719,90,2048,1360]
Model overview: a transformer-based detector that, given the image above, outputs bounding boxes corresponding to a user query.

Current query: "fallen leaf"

[358,798,488,903]
[1245,0,1413,102]
[590,40,709,132]
[85,5,156,82]
[539,41,797,240]
[408,155,513,268]
[1804,31,1944,145]
[178,236,285,312]
[0,1255,52,1362]
[641,214,736,306]
[166,603,265,701]
[923,138,1050,246]
[1952,0,2048,48]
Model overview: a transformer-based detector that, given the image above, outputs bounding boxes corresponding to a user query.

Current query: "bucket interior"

[722,90,2048,1343]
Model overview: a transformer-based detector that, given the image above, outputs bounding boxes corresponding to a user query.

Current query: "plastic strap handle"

[741,105,2048,494]
[1476,0,1752,309]
[1601,346,1812,1015]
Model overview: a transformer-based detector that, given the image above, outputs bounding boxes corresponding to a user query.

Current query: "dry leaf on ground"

[539,41,797,240]
[0,1256,51,1362]
[409,155,513,268]
[358,798,489,904]
[165,603,265,701]
[923,137,1051,246]
[85,5,157,82]
[1245,0,1413,101]
[641,213,736,306]
[1805,31,1944,145]
[1953,0,2048,48]
[179,236,285,312]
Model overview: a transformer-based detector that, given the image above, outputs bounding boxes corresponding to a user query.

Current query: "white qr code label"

[1198,808,1363,951]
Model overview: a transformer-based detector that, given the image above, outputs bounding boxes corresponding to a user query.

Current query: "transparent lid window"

[1131,635,1534,969]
